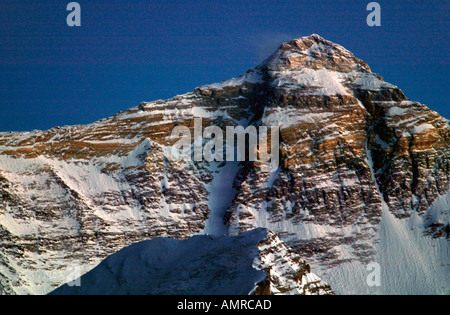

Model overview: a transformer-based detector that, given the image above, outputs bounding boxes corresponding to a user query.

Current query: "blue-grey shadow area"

[50,229,268,295]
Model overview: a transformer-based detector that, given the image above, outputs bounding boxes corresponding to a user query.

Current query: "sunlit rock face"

[0,34,448,295]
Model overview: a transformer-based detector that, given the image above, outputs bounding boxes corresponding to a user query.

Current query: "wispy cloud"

[249,31,299,62]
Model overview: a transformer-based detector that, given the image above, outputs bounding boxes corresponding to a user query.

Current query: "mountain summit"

[263,34,371,72]
[0,35,448,295]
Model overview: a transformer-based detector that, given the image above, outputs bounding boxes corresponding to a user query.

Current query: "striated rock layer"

[0,34,448,295]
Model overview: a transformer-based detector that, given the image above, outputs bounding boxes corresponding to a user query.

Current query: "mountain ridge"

[50,228,333,295]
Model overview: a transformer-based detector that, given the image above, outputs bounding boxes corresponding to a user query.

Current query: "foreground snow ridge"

[50,228,333,295]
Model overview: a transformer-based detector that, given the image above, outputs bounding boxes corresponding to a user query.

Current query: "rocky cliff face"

[0,34,448,295]
[253,230,332,295]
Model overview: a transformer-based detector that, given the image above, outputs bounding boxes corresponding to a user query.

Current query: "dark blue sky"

[0,0,448,132]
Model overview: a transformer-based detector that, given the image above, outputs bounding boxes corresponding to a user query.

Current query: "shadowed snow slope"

[50,228,333,295]
[50,229,268,295]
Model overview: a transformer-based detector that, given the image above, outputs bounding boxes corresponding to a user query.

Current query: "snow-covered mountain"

[50,229,332,295]
[0,34,448,295]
